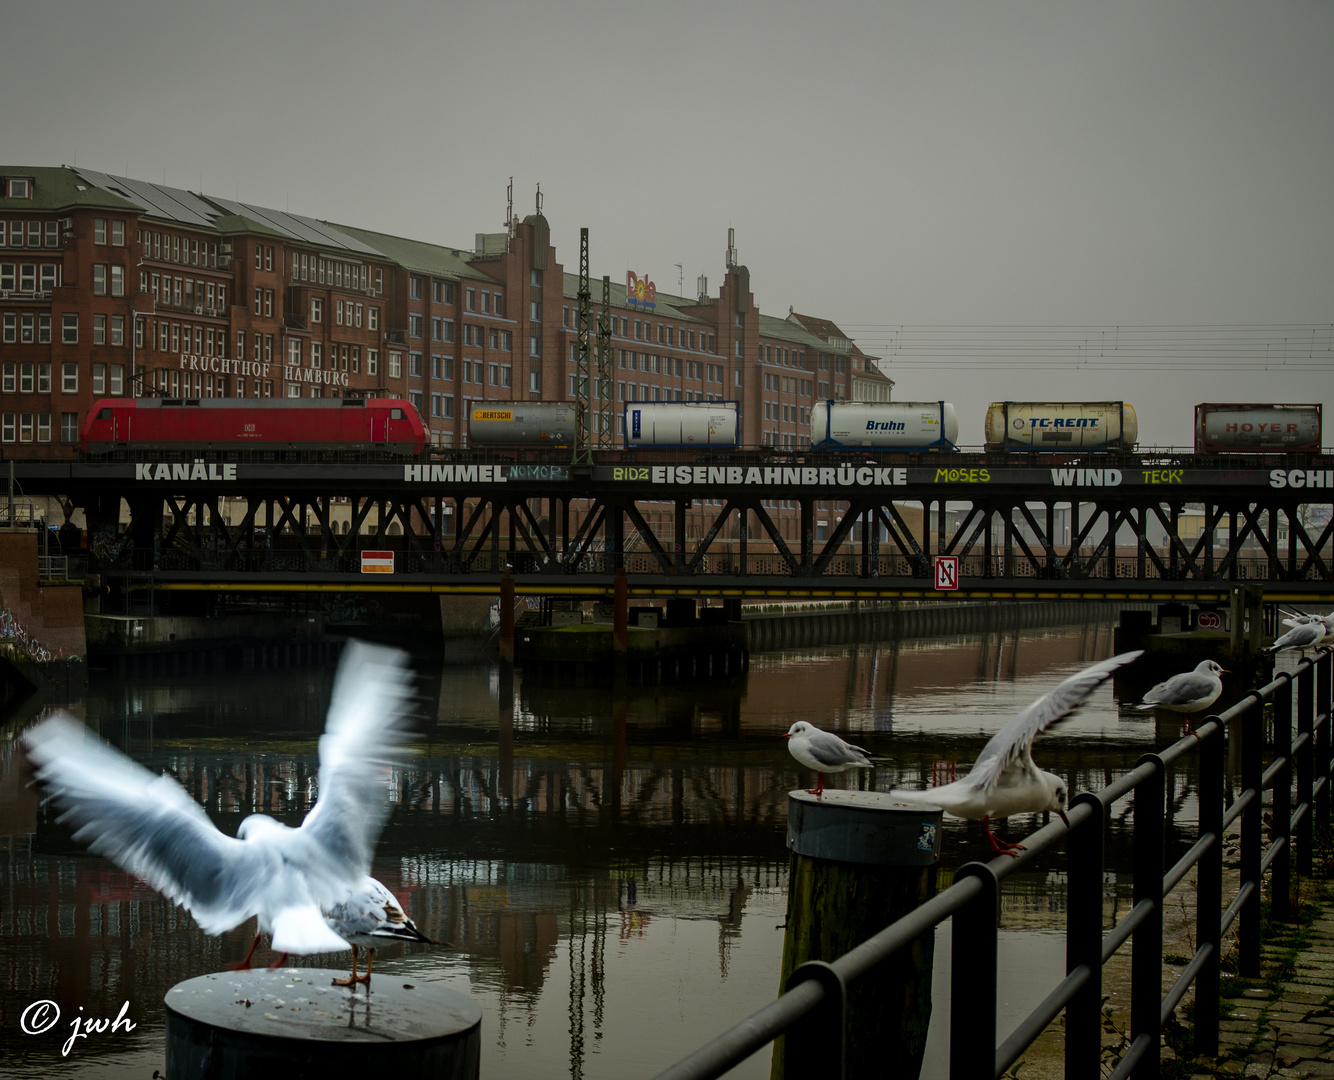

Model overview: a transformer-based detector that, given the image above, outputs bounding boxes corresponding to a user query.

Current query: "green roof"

[331,224,495,282]
[0,166,139,212]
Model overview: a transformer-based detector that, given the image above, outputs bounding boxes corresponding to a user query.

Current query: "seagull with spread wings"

[887,652,1142,857]
[24,640,429,988]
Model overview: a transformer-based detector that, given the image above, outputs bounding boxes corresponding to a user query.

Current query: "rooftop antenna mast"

[506,177,514,240]
[675,263,683,297]
[536,183,543,216]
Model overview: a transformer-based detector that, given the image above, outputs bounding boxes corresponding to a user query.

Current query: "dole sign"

[626,271,656,310]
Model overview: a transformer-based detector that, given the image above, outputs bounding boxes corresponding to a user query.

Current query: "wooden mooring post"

[165,969,482,1079]
[773,791,943,1080]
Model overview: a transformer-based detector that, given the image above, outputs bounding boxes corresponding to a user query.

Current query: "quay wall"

[744,599,1134,652]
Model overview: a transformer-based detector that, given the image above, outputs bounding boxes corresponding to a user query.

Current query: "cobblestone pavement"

[1179,879,1334,1079]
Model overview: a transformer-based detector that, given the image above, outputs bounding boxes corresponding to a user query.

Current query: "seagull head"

[783,722,811,740]
[1041,772,1070,827]
[1197,660,1228,677]
[237,814,288,841]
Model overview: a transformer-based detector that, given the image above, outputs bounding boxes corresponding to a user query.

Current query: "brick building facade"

[1,166,895,546]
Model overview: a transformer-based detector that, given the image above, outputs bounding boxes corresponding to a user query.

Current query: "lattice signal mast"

[573,228,593,465]
[596,275,612,449]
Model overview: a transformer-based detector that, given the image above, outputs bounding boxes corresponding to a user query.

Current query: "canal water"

[0,618,1239,1078]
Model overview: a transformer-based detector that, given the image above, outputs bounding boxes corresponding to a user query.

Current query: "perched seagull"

[1136,659,1227,736]
[783,721,877,796]
[25,641,427,988]
[1266,619,1327,658]
[886,651,1143,857]
[1279,611,1334,643]
[324,876,433,987]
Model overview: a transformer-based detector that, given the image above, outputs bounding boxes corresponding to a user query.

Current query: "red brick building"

[1,165,891,455]
[1,166,897,548]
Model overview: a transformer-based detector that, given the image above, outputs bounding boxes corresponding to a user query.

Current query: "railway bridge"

[8,450,1334,605]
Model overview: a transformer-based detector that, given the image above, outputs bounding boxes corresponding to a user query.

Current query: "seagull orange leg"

[230,933,262,971]
[982,817,1024,858]
[266,951,289,971]
[807,773,824,796]
[333,944,360,987]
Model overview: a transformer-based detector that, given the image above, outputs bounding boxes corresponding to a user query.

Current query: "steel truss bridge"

[11,450,1334,602]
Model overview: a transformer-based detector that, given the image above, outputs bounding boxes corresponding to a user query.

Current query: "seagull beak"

[1058,809,1070,828]
[781,733,791,739]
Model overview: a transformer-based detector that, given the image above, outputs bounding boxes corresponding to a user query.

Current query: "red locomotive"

[80,397,427,456]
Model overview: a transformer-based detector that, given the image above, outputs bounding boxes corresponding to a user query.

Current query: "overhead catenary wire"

[833,323,1334,372]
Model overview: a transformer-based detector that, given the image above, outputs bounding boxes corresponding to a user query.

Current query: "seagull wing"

[962,651,1142,796]
[1151,671,1218,707]
[24,714,258,935]
[296,642,415,893]
[804,729,873,769]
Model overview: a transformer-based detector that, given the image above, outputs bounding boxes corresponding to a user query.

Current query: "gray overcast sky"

[4,0,1330,447]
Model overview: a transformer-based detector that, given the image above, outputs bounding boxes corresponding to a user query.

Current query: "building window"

[410,275,423,300]
[92,264,107,295]
[62,362,77,393]
[409,314,423,338]
[311,298,322,323]
[368,349,379,376]
[62,313,77,344]
[388,351,401,379]
[61,413,78,443]
[529,335,541,358]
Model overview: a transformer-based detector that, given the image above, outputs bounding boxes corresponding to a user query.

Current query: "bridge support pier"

[1229,584,1264,660]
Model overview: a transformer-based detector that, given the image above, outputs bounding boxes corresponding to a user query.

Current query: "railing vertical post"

[1273,676,1293,920]
[781,962,846,1080]
[1239,693,1263,977]
[1297,663,1315,877]
[1195,720,1224,1058]
[950,863,997,1080]
[1317,652,1332,827]
[1131,752,1164,1078]
[1065,793,1104,1077]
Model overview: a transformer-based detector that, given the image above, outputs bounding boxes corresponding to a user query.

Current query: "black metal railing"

[652,650,1334,1080]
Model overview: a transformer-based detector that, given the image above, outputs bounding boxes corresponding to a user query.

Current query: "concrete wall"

[0,529,86,659]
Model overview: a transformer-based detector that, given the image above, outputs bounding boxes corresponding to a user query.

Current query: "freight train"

[79,396,1324,459]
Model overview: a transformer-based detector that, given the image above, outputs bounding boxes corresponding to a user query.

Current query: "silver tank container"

[623,402,740,447]
[808,401,958,449]
[467,402,576,445]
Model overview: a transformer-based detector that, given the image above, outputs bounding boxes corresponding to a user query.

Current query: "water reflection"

[1,620,1223,1079]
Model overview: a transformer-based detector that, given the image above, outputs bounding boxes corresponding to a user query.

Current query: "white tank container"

[1194,403,1322,452]
[984,402,1137,450]
[623,402,740,447]
[808,401,958,449]
[467,402,576,445]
